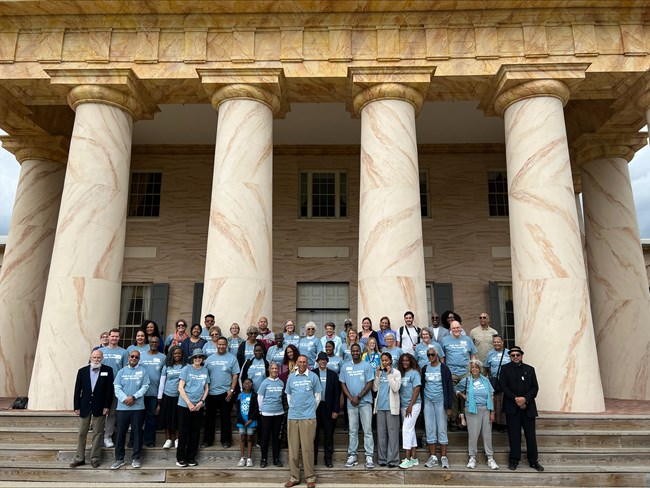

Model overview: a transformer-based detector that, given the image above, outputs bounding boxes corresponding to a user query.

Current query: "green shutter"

[150,283,169,336]
[192,283,204,325]
[433,283,454,316]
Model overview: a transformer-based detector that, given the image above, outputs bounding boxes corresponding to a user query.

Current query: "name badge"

[100,372,108,376]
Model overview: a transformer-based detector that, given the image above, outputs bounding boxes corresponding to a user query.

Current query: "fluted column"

[495,80,604,412]
[354,83,428,328]
[28,84,149,410]
[575,132,650,400]
[200,84,278,328]
[0,136,68,397]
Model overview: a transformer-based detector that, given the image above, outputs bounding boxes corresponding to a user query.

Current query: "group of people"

[71,311,543,487]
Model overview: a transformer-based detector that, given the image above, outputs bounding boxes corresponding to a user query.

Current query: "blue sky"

[0,132,649,238]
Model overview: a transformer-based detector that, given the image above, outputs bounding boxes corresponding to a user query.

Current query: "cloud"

[628,141,650,238]
[0,138,20,235]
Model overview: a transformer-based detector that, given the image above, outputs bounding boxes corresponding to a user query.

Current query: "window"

[487,170,509,217]
[128,172,161,217]
[420,171,430,218]
[492,283,515,349]
[296,282,350,336]
[119,283,152,348]
[299,171,347,218]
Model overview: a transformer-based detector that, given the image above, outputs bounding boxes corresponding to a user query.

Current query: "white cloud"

[0,135,20,236]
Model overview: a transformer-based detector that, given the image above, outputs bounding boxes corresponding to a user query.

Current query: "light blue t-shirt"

[266,344,286,365]
[485,348,510,377]
[422,364,444,403]
[114,364,150,411]
[320,335,343,357]
[241,342,256,363]
[381,346,403,369]
[258,377,284,415]
[415,342,445,369]
[204,352,240,395]
[127,344,149,356]
[246,358,267,392]
[139,351,166,397]
[456,375,492,406]
[283,333,301,348]
[286,370,322,420]
[326,355,343,374]
[339,360,374,406]
[376,371,391,411]
[227,337,243,356]
[99,346,128,378]
[161,364,183,397]
[298,336,322,367]
[399,369,422,407]
[202,341,219,357]
[177,365,210,408]
[200,326,211,341]
[442,336,478,376]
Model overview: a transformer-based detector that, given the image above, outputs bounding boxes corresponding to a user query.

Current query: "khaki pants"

[75,414,106,462]
[287,418,316,483]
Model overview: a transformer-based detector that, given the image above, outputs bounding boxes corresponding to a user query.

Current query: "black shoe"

[221,442,231,448]
[145,443,155,448]
[188,460,198,467]
[274,459,283,467]
[387,463,397,469]
[326,462,333,468]
[530,462,544,472]
[69,460,85,468]
[261,459,268,468]
[200,442,212,448]
[378,463,387,467]
[508,463,518,470]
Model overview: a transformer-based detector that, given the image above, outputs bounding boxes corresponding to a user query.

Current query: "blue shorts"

[238,426,255,435]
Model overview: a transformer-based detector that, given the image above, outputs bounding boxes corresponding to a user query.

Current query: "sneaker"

[188,460,198,467]
[344,455,358,468]
[410,458,419,466]
[399,458,413,469]
[365,456,374,469]
[163,439,173,449]
[176,460,188,467]
[237,457,246,467]
[104,437,114,448]
[487,458,499,470]
[174,439,179,448]
[441,456,450,469]
[132,459,141,469]
[466,457,477,469]
[246,458,253,467]
[425,455,439,468]
[110,460,124,470]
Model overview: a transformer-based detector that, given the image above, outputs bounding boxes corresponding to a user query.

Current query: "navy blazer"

[73,364,114,418]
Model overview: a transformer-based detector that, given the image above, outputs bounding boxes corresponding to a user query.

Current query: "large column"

[354,83,428,327]
[200,85,278,328]
[0,136,67,397]
[575,132,650,400]
[495,80,604,412]
[28,84,147,410]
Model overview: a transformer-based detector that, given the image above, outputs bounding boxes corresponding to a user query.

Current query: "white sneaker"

[131,459,141,469]
[344,455,358,467]
[365,456,374,469]
[174,439,179,448]
[425,455,438,468]
[104,437,114,448]
[237,457,246,467]
[163,439,173,449]
[487,457,499,470]
[467,457,477,469]
[399,458,412,469]
[441,456,450,468]
[246,458,253,467]
[410,458,419,466]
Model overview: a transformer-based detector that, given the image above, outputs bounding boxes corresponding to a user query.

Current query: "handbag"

[489,350,505,393]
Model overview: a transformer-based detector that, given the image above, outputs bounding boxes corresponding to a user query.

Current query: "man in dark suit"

[498,345,544,472]
[313,351,341,468]
[70,349,114,468]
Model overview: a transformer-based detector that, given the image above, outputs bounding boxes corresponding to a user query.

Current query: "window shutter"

[150,283,169,336]
[192,283,204,325]
[488,281,502,335]
[433,283,454,316]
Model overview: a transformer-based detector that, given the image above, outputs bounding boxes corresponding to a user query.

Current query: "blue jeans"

[347,402,373,457]
[115,409,145,462]
[424,397,448,445]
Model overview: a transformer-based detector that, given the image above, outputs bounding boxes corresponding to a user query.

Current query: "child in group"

[236,378,259,467]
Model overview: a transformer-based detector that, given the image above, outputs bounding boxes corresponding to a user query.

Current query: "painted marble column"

[577,133,650,400]
[28,86,141,410]
[355,84,428,328]
[495,80,604,412]
[201,85,277,329]
[0,137,67,397]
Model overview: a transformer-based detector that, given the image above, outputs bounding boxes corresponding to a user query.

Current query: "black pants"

[115,409,144,462]
[314,402,336,463]
[203,392,233,445]
[505,410,538,465]
[177,406,202,463]
[260,414,283,462]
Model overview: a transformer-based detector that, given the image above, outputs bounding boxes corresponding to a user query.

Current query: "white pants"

[400,403,421,450]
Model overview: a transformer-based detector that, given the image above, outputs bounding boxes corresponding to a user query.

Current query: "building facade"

[0,1,649,413]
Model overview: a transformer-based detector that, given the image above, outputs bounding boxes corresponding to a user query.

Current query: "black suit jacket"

[498,361,538,418]
[317,368,341,414]
[73,364,114,418]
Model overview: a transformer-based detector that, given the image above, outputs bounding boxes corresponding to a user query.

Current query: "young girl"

[236,378,259,467]
[362,337,381,369]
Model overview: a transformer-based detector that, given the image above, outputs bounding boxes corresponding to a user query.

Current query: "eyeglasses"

[426,353,437,357]
[210,333,220,336]
[479,316,488,319]
[510,353,521,357]
[247,332,256,335]
[129,355,139,359]
[177,325,186,328]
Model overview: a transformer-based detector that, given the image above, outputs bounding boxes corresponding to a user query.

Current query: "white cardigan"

[372,369,402,415]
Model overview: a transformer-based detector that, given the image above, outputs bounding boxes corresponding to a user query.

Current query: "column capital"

[572,131,648,167]
[45,68,159,121]
[197,68,288,117]
[348,66,434,117]
[0,135,69,165]
[479,63,589,116]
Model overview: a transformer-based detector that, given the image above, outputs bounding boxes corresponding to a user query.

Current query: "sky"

[0,130,649,238]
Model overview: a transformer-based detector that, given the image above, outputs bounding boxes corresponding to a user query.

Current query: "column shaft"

[581,156,650,400]
[502,93,604,412]
[201,98,273,328]
[0,155,65,396]
[357,98,427,327]
[28,102,133,410]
